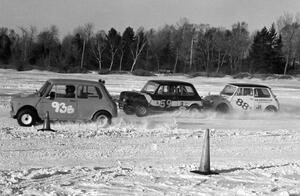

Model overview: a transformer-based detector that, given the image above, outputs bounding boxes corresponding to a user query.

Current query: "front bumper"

[10,110,17,118]
[118,100,125,109]
[10,102,17,118]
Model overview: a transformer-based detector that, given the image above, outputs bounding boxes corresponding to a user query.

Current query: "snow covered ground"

[0,69,300,195]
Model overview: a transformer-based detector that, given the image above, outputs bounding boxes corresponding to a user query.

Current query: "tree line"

[0,13,299,75]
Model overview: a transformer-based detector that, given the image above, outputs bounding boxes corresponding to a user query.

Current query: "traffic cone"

[38,111,56,132]
[191,129,218,175]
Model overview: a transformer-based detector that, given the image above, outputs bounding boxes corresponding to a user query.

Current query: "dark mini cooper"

[119,80,203,116]
[10,79,117,127]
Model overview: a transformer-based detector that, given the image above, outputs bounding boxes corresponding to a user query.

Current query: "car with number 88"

[203,83,280,113]
[10,79,117,127]
[118,80,203,117]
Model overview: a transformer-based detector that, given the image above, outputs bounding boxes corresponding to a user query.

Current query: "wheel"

[264,105,277,112]
[216,103,229,113]
[189,104,201,112]
[92,112,112,128]
[135,104,148,117]
[123,105,134,115]
[17,109,37,127]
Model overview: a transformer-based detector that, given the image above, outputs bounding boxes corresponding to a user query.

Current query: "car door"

[253,88,273,111]
[176,84,199,109]
[37,84,78,120]
[231,87,254,111]
[153,84,177,111]
[77,85,103,120]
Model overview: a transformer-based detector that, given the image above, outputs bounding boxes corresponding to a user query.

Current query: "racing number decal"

[160,100,172,108]
[235,98,249,110]
[51,101,75,114]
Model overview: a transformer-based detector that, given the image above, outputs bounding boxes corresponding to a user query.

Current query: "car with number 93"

[118,80,203,116]
[203,83,280,113]
[10,79,117,127]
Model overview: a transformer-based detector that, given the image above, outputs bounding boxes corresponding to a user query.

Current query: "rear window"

[221,85,237,96]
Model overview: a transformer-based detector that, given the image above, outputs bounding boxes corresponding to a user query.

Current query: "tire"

[123,105,135,115]
[216,103,229,113]
[17,109,37,127]
[135,104,148,117]
[92,112,112,128]
[264,105,277,112]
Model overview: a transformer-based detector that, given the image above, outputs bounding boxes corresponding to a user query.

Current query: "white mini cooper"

[203,83,280,113]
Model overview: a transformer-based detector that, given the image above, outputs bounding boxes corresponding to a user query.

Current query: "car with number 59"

[203,83,280,113]
[118,80,203,117]
[10,79,117,127]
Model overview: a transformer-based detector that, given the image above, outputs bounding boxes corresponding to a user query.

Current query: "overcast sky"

[1,0,299,36]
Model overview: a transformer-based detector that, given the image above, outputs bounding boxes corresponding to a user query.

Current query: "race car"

[203,83,280,113]
[10,79,117,127]
[118,80,203,116]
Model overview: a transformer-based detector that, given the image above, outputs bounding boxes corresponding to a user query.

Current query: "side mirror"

[49,92,55,100]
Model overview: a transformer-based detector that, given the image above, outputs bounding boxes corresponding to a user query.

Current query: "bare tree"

[106,28,121,71]
[91,30,107,71]
[277,13,300,75]
[130,28,147,72]
[74,23,94,69]
[18,26,37,62]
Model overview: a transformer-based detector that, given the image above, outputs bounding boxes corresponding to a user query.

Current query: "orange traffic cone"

[191,129,217,175]
[38,111,56,132]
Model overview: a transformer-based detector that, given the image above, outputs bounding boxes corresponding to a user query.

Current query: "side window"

[157,85,176,95]
[243,88,253,96]
[78,85,102,99]
[254,88,270,98]
[179,85,195,96]
[235,88,243,96]
[50,84,76,98]
[236,88,253,96]
[157,85,168,95]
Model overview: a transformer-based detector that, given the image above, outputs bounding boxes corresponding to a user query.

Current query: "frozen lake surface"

[0,69,300,195]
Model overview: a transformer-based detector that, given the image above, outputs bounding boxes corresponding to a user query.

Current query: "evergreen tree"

[0,32,11,64]
[119,27,134,71]
[249,25,284,73]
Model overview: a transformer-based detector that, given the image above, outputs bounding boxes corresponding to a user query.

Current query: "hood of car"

[13,92,38,99]
[10,92,40,106]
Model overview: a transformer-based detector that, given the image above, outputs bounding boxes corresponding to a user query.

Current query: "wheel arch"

[16,105,40,119]
[92,110,112,120]
[189,103,202,109]
[204,95,233,111]
[264,105,278,112]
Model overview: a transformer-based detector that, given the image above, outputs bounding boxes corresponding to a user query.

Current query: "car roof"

[47,79,103,86]
[148,80,193,85]
[228,83,270,88]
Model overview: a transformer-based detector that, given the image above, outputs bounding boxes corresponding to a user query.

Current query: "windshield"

[38,81,50,96]
[220,85,237,96]
[141,81,159,94]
